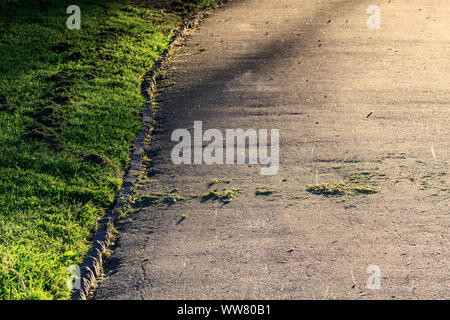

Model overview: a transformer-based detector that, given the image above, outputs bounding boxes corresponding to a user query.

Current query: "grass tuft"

[255,187,277,196]
[197,188,241,204]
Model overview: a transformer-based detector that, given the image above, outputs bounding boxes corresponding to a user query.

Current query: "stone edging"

[71,0,225,300]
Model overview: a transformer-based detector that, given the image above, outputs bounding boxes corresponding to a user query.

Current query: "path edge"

[71,1,225,300]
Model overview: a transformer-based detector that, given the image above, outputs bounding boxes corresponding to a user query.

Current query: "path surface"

[95,0,449,299]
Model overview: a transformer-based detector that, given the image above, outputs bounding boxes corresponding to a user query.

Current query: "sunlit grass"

[0,0,213,300]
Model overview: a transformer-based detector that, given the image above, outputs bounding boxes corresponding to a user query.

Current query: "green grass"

[167,0,217,16]
[0,0,213,300]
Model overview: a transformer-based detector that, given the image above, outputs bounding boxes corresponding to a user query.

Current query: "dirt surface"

[94,0,449,299]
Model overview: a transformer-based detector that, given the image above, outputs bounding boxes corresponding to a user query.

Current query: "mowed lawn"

[0,0,213,300]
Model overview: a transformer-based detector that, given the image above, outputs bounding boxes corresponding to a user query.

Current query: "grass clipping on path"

[198,188,241,204]
[306,172,381,196]
[0,0,213,300]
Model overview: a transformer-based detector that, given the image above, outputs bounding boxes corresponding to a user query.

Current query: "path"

[95,0,449,299]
